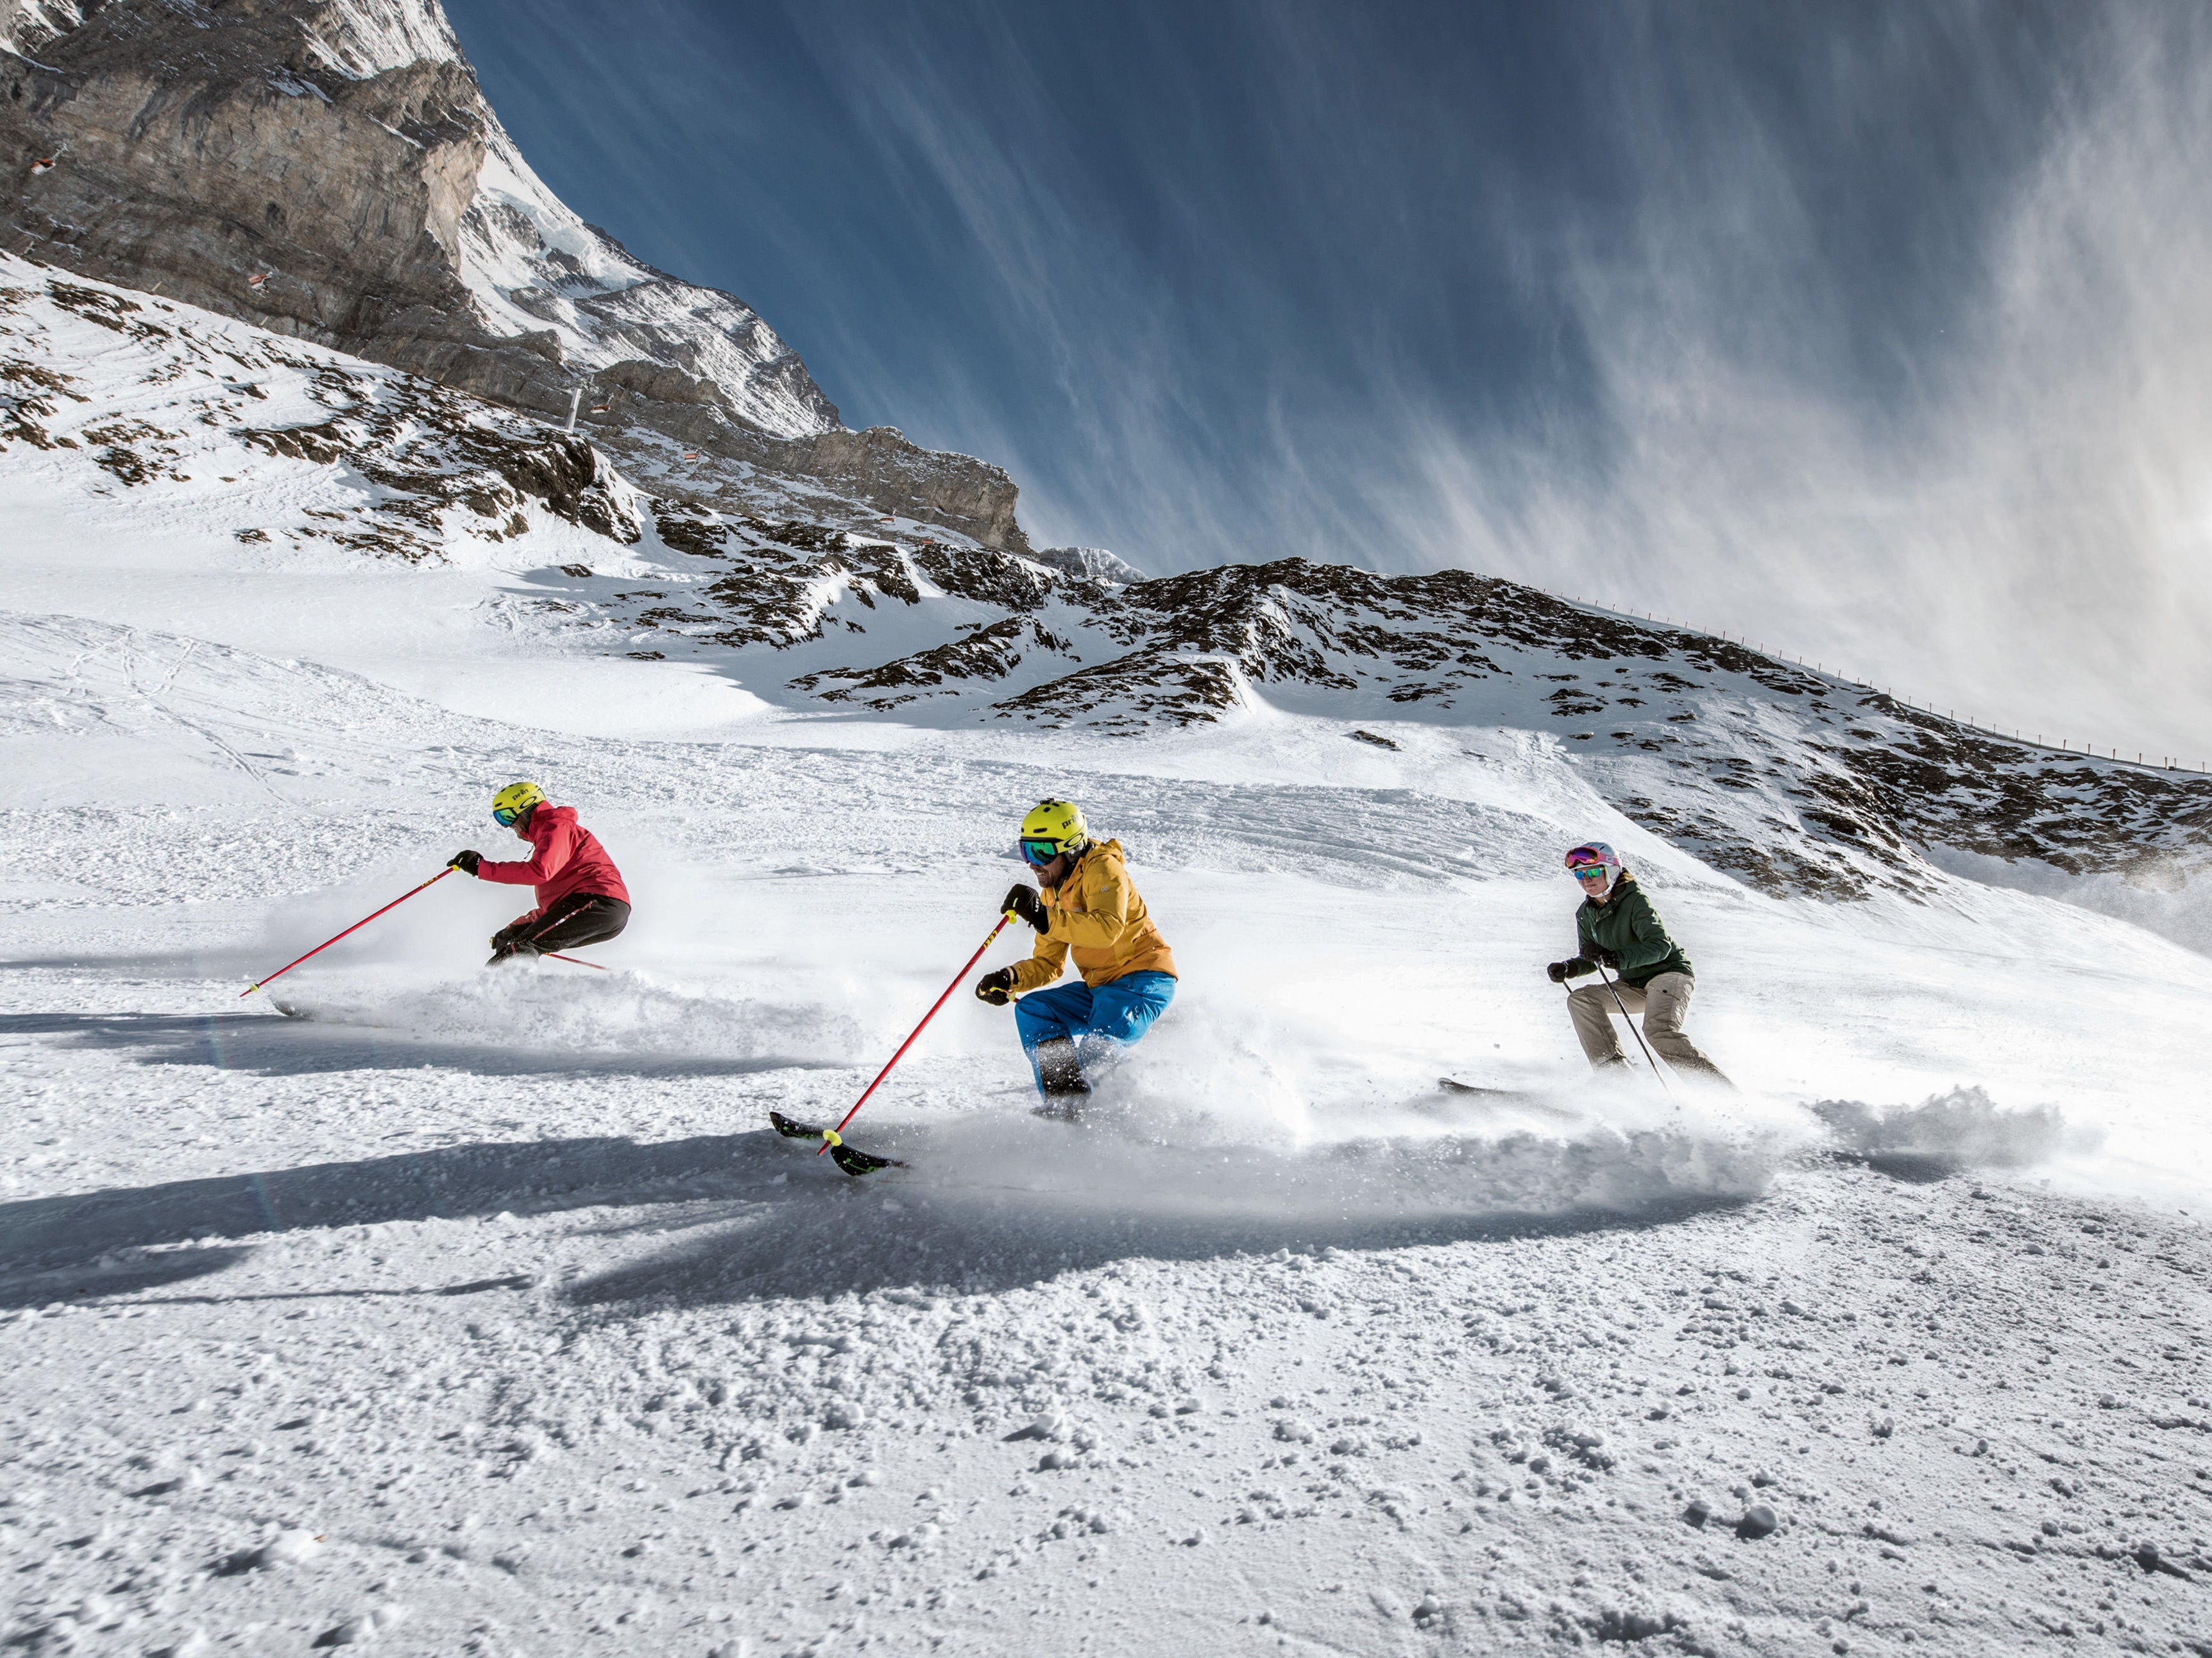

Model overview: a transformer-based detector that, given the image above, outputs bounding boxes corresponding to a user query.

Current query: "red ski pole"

[241,867,456,997]
[543,952,606,971]
[818,910,1016,1156]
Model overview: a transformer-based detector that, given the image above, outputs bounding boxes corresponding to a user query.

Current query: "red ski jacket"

[475,805,630,925]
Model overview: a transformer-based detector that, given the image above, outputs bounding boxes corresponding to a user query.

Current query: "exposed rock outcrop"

[613,497,2212,904]
[0,0,1031,549]
[2,1,484,339]
[1035,545,1145,585]
[720,424,1030,554]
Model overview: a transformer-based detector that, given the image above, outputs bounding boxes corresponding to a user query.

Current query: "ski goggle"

[1020,837,1063,866]
[1568,862,1611,881]
[493,805,526,828]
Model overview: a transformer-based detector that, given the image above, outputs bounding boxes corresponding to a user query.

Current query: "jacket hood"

[1046,837,1124,891]
[1579,867,1635,909]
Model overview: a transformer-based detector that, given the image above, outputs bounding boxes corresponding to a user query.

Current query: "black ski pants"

[490,891,630,964]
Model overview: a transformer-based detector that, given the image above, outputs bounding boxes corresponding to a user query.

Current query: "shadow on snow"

[0,1111,1773,1310]
[0,1009,822,1081]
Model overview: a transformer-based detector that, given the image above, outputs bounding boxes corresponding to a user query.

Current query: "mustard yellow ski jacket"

[1007,838,1178,993]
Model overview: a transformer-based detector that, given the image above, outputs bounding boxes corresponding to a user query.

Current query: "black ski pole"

[1594,961,1676,1098]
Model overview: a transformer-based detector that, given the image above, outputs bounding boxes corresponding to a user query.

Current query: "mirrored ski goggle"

[1019,837,1062,866]
[1568,862,1611,880]
[492,805,526,828]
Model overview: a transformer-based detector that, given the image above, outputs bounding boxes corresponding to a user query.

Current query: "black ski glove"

[1596,948,1621,971]
[974,967,1016,1007]
[450,850,482,876]
[1546,960,1572,984]
[1001,884,1048,933]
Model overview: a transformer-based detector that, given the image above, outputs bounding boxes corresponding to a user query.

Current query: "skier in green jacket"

[1545,842,1731,1084]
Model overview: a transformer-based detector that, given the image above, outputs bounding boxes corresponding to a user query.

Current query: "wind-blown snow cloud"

[450,0,2212,758]
[1397,4,2212,764]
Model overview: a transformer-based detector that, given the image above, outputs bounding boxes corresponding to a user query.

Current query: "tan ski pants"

[1566,970,1730,1081]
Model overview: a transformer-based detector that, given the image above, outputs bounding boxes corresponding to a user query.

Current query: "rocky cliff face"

[3,0,481,338]
[0,0,1028,549]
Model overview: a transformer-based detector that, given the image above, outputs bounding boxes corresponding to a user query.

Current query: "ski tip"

[1437,1076,1541,1100]
[829,1142,905,1177]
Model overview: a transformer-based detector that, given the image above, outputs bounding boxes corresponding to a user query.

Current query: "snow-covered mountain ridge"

[1,253,642,549]
[633,517,2212,911]
[0,0,1028,549]
[6,248,2208,940]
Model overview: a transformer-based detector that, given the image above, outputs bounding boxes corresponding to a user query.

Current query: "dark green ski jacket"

[1567,873,1692,988]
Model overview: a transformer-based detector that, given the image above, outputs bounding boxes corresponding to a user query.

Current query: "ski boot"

[1030,1037,1091,1122]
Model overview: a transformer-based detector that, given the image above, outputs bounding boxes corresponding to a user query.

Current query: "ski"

[1435,1079,1579,1121]
[769,1109,905,1176]
[1437,1076,1517,1098]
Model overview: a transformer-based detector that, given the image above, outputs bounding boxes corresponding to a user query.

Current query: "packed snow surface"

[3,268,2210,1657]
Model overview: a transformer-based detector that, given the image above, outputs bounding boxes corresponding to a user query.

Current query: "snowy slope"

[3,606,2211,1655]
[4,252,2212,1656]
[0,251,783,735]
[297,0,467,76]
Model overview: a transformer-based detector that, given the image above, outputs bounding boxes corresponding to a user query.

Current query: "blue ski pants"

[1013,971,1177,1093]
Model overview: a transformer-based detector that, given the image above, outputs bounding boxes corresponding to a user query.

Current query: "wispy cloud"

[453,0,2212,758]
[1383,4,2212,760]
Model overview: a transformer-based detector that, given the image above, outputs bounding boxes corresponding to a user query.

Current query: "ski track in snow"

[3,500,2211,1645]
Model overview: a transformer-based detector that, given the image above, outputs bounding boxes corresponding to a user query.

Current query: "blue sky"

[447,1,2212,760]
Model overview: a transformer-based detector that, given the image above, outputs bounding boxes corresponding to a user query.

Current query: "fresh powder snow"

[3,266,2209,1658]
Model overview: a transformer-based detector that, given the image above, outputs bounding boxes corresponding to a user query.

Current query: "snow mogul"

[974,799,1178,1117]
[1545,842,1730,1084]
[448,783,632,966]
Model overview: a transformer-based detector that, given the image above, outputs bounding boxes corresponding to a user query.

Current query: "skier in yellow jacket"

[974,799,1178,1116]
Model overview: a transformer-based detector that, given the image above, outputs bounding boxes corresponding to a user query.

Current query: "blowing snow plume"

[568,1095,1794,1308]
[276,968,862,1070]
[1811,1086,2067,1175]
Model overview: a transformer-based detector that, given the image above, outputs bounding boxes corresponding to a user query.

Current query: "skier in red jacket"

[448,782,631,966]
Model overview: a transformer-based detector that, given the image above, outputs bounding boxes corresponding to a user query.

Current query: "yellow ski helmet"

[1017,799,1089,867]
[491,780,547,828]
